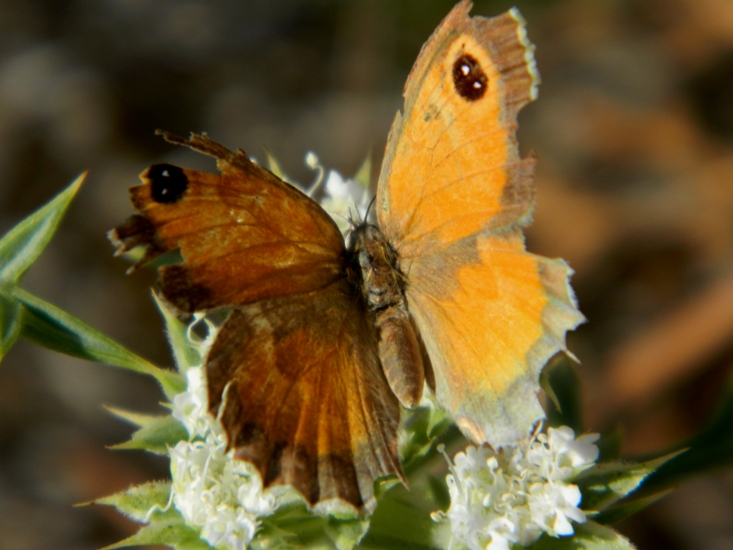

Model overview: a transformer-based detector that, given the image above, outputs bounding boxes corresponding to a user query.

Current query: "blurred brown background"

[1,0,732,548]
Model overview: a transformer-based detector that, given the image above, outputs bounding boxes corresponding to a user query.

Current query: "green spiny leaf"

[401,405,463,478]
[529,521,635,550]
[352,154,372,189]
[544,357,583,434]
[102,516,211,550]
[265,150,289,182]
[401,407,433,461]
[426,406,450,439]
[92,481,173,523]
[425,474,450,512]
[324,517,370,550]
[575,451,683,513]
[596,426,624,462]
[105,405,162,428]
[154,293,202,373]
[95,483,212,549]
[594,488,674,525]
[0,290,23,360]
[642,380,733,492]
[540,368,562,413]
[0,173,85,284]
[109,414,188,455]
[255,501,339,549]
[14,287,185,398]
[358,484,451,549]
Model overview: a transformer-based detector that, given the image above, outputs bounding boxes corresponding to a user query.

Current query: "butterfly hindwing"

[405,230,584,445]
[207,281,401,510]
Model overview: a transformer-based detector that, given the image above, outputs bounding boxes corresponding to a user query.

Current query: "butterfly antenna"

[347,206,361,230]
[363,196,377,223]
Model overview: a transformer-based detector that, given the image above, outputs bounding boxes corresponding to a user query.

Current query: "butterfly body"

[348,223,426,408]
[110,1,584,513]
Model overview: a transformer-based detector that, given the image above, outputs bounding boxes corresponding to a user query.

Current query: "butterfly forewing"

[111,133,345,312]
[376,2,539,260]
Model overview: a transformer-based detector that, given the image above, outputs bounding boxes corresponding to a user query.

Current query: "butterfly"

[109,0,584,513]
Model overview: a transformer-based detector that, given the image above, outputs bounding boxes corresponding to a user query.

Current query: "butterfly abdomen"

[348,224,425,408]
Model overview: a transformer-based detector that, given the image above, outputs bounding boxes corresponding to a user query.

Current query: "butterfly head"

[346,223,406,312]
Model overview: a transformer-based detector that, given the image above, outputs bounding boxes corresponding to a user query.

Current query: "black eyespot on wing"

[146,163,188,203]
[452,53,488,101]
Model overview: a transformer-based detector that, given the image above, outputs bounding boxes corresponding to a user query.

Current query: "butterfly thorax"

[347,223,425,408]
[348,223,405,312]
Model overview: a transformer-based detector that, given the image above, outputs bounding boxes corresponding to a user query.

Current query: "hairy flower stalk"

[440,426,600,550]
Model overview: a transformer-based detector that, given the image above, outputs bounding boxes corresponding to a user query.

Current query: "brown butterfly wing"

[110,132,345,312]
[208,283,400,510]
[110,133,402,510]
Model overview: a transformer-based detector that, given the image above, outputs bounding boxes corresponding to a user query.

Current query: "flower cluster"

[169,365,280,550]
[321,168,371,225]
[304,152,371,231]
[442,427,599,550]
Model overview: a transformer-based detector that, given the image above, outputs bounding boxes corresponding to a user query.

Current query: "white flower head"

[171,366,210,438]
[169,363,280,550]
[170,314,218,437]
[321,169,372,231]
[305,151,320,170]
[440,426,599,550]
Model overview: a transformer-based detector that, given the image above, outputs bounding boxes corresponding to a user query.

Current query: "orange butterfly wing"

[376,2,584,446]
[377,1,538,258]
[110,133,401,510]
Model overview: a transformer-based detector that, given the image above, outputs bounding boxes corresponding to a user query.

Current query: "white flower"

[171,366,210,438]
[168,364,279,550]
[320,169,371,230]
[441,426,599,550]
[286,151,371,232]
